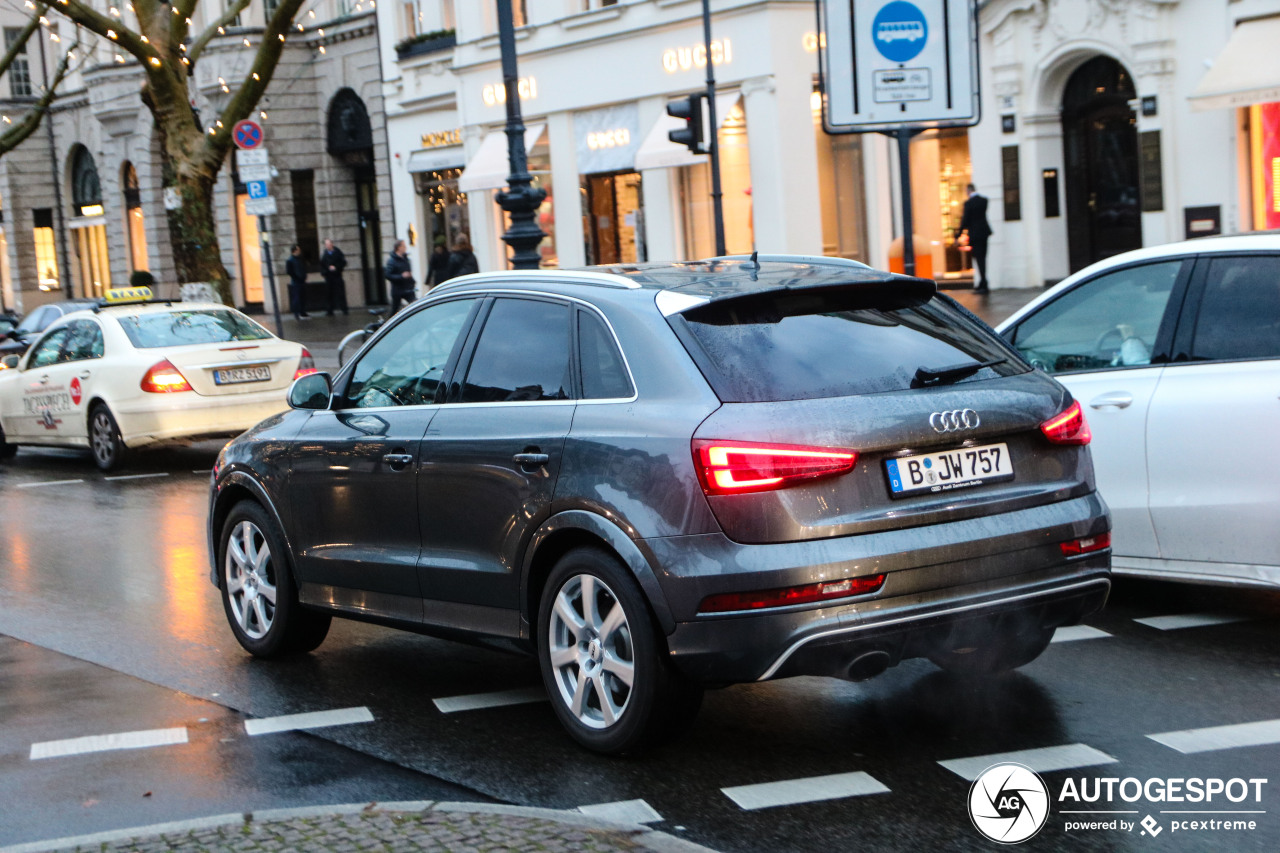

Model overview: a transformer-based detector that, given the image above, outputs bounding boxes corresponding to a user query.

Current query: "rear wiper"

[912,358,1005,387]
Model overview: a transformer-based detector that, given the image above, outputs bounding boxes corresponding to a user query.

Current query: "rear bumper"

[646,492,1111,683]
[115,393,288,447]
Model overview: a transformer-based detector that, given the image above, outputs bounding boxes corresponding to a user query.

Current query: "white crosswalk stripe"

[432,687,546,714]
[1051,625,1111,643]
[1148,718,1280,754]
[577,799,664,824]
[1133,613,1248,631]
[30,727,188,760]
[938,743,1117,781]
[244,706,374,736]
[722,771,889,811]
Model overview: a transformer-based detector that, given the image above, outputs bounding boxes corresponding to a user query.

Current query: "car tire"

[928,624,1055,676]
[88,404,126,472]
[218,500,331,658]
[0,423,16,459]
[537,547,699,754]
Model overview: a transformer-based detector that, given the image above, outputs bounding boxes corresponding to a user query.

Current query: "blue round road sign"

[873,1,928,64]
[233,119,264,150]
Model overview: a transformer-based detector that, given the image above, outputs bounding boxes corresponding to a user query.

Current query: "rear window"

[117,310,273,349]
[675,290,1025,402]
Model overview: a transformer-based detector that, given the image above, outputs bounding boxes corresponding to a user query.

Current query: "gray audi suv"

[208,255,1111,753]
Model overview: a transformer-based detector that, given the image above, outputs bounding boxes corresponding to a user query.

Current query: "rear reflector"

[699,574,887,614]
[1040,400,1091,445]
[294,347,317,380]
[140,359,192,393]
[693,440,857,495]
[1061,532,1111,556]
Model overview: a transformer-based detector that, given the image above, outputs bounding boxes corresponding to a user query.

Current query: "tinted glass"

[677,292,1022,402]
[117,310,272,348]
[26,327,70,368]
[62,320,104,362]
[461,298,571,403]
[1013,261,1181,373]
[1190,256,1280,361]
[578,310,632,399]
[346,298,475,408]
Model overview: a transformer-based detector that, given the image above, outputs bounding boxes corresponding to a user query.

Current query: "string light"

[317,45,325,53]
[148,56,160,65]
[181,56,189,64]
[217,26,224,34]
[24,1,34,9]
[108,5,119,15]
[215,120,223,127]
[251,72,259,80]
[140,35,148,43]
[317,28,324,35]
[107,29,117,39]
[308,9,315,17]
[2,116,10,124]
[259,111,267,120]
[115,53,125,63]
[39,15,49,24]
[278,34,284,42]
[49,33,59,41]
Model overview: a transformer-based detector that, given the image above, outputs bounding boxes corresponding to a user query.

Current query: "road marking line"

[30,727,188,760]
[1051,625,1112,643]
[15,479,85,489]
[192,469,211,474]
[939,743,1117,781]
[433,687,546,714]
[577,799,664,824]
[1148,719,1280,754]
[103,472,170,481]
[244,706,374,736]
[721,771,889,811]
[1133,613,1248,631]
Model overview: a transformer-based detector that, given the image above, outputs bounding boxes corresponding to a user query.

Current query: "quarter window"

[1011,261,1182,373]
[345,298,476,408]
[460,298,571,403]
[578,310,632,399]
[1189,256,1280,361]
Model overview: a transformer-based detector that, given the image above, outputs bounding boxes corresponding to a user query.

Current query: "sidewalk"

[0,802,716,853]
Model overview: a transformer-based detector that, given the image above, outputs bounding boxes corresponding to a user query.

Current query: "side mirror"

[0,354,19,370]
[288,372,332,410]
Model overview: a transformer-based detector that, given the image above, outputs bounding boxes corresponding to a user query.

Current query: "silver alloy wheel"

[547,573,635,730]
[90,410,115,466]
[224,519,278,640]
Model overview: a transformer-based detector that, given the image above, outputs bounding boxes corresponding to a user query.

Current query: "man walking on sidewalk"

[385,240,416,313]
[958,183,993,292]
[285,244,310,320]
[321,238,349,316]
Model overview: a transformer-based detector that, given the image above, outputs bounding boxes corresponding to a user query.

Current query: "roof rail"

[428,269,641,294]
[709,254,873,271]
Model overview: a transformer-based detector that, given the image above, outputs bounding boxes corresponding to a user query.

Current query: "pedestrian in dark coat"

[385,240,416,313]
[285,244,310,320]
[958,183,993,291]
[320,238,349,316]
[426,238,452,287]
[446,234,479,279]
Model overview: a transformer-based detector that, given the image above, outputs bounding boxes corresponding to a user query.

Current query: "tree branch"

[0,32,78,157]
[59,0,152,61]
[187,0,252,67]
[0,6,44,83]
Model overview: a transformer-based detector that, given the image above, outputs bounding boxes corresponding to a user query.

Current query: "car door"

[1145,253,1280,575]
[417,296,576,629]
[10,326,74,442]
[31,319,105,444]
[1005,258,1190,560]
[288,297,480,621]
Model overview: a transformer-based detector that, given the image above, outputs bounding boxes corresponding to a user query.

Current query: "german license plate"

[213,365,271,385]
[885,442,1013,497]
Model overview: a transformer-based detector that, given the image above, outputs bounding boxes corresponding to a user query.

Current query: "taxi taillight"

[293,347,317,380]
[141,359,192,393]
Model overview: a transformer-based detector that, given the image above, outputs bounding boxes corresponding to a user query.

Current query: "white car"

[0,293,314,471]
[997,233,1280,589]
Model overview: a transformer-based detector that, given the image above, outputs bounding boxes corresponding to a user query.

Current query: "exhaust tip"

[844,650,891,682]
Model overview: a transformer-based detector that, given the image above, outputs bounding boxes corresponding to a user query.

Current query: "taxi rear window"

[117,310,272,348]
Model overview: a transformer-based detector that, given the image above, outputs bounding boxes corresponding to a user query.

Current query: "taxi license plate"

[213,365,272,385]
[885,442,1013,497]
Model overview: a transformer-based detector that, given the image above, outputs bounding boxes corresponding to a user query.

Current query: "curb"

[0,801,717,853]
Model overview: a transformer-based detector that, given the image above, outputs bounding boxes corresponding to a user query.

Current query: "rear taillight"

[1061,532,1111,556]
[294,347,317,380]
[1040,400,1091,445]
[140,359,192,393]
[699,574,887,614]
[693,440,857,496]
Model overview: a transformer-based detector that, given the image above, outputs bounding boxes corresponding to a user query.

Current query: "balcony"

[395,29,456,61]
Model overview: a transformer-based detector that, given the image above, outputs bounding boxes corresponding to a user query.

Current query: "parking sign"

[819,0,979,132]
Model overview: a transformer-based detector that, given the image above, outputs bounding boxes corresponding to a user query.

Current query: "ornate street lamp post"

[495,0,546,270]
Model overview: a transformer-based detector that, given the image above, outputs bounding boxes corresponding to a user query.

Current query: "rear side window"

[675,291,1023,402]
[460,298,572,403]
[578,310,633,399]
[1190,255,1280,361]
[117,310,272,348]
[62,320,104,362]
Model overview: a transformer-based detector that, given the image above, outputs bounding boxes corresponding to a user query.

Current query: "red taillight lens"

[1040,400,1091,445]
[693,440,857,495]
[1061,531,1111,556]
[699,574,887,614]
[140,359,192,393]
[294,347,317,380]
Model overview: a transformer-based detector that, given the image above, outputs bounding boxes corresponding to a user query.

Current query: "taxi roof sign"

[103,286,154,305]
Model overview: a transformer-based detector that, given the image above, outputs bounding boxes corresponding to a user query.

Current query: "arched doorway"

[1062,56,1141,271]
[327,88,384,305]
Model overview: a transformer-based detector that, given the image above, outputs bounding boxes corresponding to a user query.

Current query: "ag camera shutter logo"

[968,763,1051,844]
[872,1,929,64]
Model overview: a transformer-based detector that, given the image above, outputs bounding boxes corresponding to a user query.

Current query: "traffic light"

[667,93,705,154]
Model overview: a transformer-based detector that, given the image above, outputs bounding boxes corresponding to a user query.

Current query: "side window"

[1012,261,1182,373]
[62,320,105,362]
[578,309,633,399]
[1189,256,1280,361]
[344,298,476,409]
[26,327,71,368]
[460,298,571,403]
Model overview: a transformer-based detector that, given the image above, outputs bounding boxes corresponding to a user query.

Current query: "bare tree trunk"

[164,170,232,303]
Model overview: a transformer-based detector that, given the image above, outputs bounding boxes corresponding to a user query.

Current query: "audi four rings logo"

[930,408,981,433]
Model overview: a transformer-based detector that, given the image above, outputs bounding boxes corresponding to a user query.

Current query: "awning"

[457,124,546,192]
[407,147,465,173]
[1189,15,1280,111]
[634,93,742,171]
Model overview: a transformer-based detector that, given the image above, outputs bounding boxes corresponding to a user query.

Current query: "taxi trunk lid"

[164,341,301,396]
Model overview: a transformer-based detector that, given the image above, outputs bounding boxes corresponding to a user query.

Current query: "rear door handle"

[1089,392,1133,410]
[513,452,549,466]
[78,371,91,380]
[382,452,414,469]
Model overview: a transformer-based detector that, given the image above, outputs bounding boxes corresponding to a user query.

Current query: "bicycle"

[336,307,388,367]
